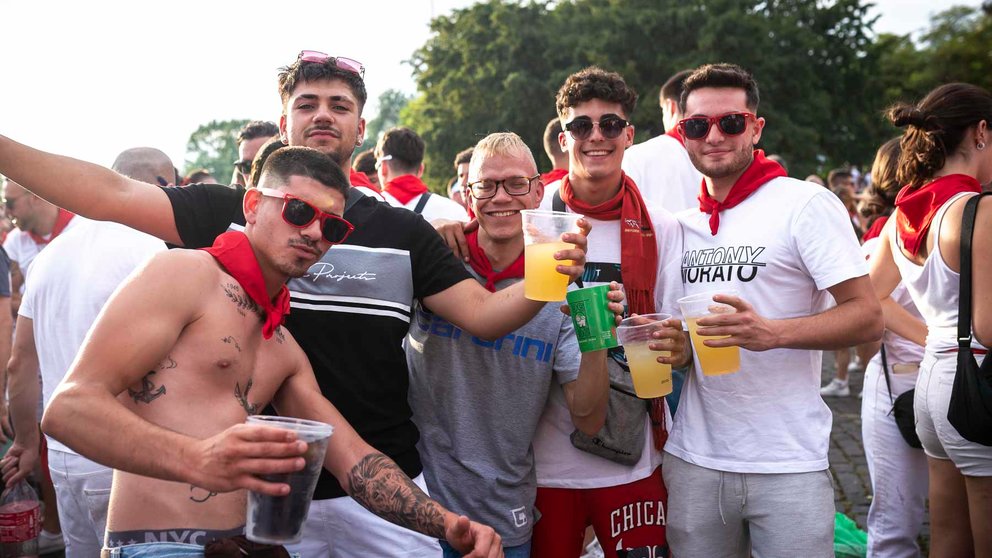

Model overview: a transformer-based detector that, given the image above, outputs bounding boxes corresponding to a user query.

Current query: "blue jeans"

[440,539,531,557]
[103,542,300,558]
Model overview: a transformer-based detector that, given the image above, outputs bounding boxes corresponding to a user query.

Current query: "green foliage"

[184,119,248,184]
[403,0,992,184]
[358,88,414,154]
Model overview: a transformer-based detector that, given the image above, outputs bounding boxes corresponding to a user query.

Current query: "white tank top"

[890,191,983,353]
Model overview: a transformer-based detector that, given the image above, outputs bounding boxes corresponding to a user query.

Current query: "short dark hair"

[353,149,377,175]
[860,137,902,221]
[248,137,287,188]
[454,147,474,169]
[659,69,693,105]
[185,168,215,184]
[278,56,368,111]
[888,82,992,190]
[259,146,349,198]
[237,120,279,146]
[827,168,854,191]
[680,63,759,114]
[543,117,563,159]
[556,66,637,119]
[376,127,425,174]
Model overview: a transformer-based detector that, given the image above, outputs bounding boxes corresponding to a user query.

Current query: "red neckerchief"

[202,231,290,340]
[697,150,786,235]
[465,230,525,292]
[28,208,75,245]
[350,169,380,193]
[894,174,981,257]
[540,168,568,186]
[665,127,685,148]
[861,216,888,242]
[559,172,657,316]
[384,174,429,205]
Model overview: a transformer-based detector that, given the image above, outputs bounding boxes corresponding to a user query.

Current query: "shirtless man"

[38,147,502,557]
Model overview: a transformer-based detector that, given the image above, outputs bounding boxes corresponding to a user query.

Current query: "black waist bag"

[948,192,992,446]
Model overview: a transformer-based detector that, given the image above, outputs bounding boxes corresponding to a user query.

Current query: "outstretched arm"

[274,360,503,557]
[0,134,182,244]
[42,251,305,495]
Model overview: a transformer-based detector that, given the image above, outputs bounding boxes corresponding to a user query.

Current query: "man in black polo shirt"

[0,52,588,556]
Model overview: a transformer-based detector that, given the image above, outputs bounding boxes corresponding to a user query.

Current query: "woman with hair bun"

[869,82,992,556]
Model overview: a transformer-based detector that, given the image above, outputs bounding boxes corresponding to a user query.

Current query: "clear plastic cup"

[245,416,333,545]
[678,289,741,376]
[616,313,674,398]
[521,210,583,301]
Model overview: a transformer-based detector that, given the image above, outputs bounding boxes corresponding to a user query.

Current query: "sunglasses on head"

[564,115,629,141]
[256,187,354,245]
[677,112,755,141]
[297,51,365,79]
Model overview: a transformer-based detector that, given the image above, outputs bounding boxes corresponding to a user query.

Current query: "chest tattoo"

[128,370,166,404]
[221,336,242,353]
[235,378,258,414]
[222,282,262,319]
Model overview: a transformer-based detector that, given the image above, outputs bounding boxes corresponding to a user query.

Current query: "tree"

[357,89,413,155]
[184,119,248,184]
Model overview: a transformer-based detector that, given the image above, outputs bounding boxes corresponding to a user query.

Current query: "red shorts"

[533,467,668,558]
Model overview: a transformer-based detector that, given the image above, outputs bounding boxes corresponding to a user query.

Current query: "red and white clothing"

[622,133,702,214]
[669,177,867,473]
[3,216,82,282]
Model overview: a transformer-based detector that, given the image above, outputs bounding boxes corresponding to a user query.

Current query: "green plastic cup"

[566,285,619,352]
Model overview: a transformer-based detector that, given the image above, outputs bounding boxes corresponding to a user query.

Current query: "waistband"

[105,526,244,548]
[938,347,989,355]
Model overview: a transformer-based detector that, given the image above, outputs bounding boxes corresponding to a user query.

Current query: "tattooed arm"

[271,345,503,557]
[42,250,306,496]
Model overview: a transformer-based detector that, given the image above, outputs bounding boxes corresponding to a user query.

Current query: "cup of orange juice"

[521,210,583,301]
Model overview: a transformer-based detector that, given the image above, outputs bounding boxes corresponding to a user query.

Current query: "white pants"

[48,447,113,558]
[860,361,928,558]
[286,473,442,557]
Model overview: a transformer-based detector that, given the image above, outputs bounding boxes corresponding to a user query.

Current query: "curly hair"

[887,83,992,190]
[555,67,637,119]
[859,137,902,222]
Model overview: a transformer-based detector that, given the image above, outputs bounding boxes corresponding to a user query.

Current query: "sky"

[0,0,980,172]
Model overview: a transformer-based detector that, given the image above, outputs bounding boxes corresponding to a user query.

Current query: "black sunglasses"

[257,187,354,245]
[233,159,253,175]
[564,115,629,141]
[678,112,755,141]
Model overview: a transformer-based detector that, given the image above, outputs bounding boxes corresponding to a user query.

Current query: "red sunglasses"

[298,51,365,79]
[257,187,354,245]
[677,112,755,141]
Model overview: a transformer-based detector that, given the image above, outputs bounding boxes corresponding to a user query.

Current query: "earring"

[979,142,987,151]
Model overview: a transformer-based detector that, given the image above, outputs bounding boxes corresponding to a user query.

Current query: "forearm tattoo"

[188,485,218,503]
[346,453,447,539]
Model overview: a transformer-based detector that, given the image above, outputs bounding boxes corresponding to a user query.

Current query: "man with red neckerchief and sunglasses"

[662,63,883,557]
[40,148,502,558]
[0,51,585,556]
[531,66,687,558]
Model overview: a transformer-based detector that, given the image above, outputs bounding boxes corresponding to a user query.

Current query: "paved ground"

[823,351,930,553]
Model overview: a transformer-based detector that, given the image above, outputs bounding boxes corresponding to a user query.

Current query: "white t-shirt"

[622,134,703,215]
[667,177,867,474]
[19,218,165,453]
[381,191,469,223]
[530,184,683,488]
[3,217,83,282]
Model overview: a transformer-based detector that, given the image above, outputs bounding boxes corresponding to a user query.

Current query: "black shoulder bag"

[948,192,992,446]
[881,346,923,449]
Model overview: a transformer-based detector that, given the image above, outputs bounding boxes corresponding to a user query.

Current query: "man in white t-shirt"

[663,63,883,557]
[0,149,171,557]
[621,69,702,214]
[532,66,687,558]
[376,127,468,222]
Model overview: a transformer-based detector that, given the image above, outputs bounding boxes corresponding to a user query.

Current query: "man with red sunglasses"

[0,50,584,556]
[39,147,503,557]
[662,63,882,557]
[531,66,687,558]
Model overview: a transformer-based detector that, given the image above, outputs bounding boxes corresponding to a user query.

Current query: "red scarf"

[465,230,525,292]
[349,169,380,193]
[665,127,685,147]
[384,175,429,205]
[540,168,568,186]
[559,173,657,316]
[861,216,888,242]
[202,231,291,340]
[28,208,75,245]
[894,174,981,257]
[697,150,786,235]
